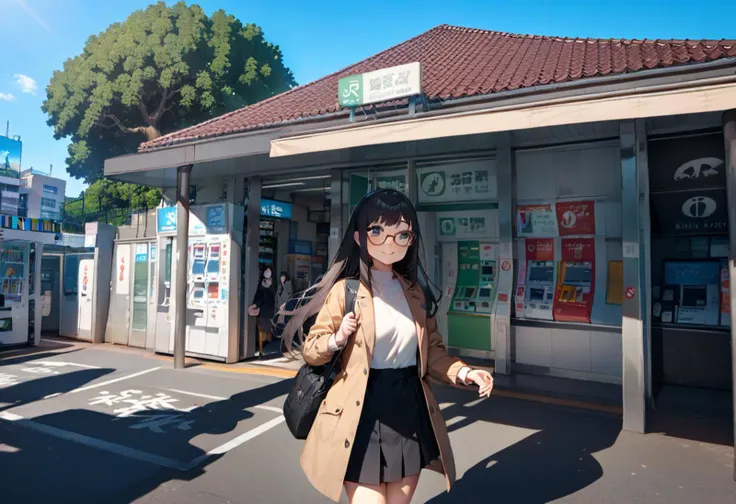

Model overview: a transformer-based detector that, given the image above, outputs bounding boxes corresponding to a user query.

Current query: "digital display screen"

[192,260,205,276]
[563,266,592,284]
[206,260,219,274]
[528,266,553,283]
[464,287,477,298]
[482,265,495,276]
[479,288,491,298]
[529,287,546,301]
[682,285,707,307]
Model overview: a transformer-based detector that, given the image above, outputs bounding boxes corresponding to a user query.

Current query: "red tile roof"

[141,24,736,150]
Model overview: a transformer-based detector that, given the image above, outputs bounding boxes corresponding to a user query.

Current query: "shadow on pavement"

[0,367,115,412]
[427,387,621,504]
[0,370,292,504]
[0,348,84,367]
[647,409,734,447]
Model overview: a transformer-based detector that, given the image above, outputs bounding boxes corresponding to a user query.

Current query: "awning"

[270,80,736,158]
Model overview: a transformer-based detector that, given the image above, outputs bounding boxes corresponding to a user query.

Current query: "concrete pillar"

[243,176,262,359]
[620,120,646,433]
[174,164,192,369]
[328,168,342,264]
[495,132,513,375]
[722,109,736,480]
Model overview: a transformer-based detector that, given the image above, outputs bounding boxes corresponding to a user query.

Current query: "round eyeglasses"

[366,226,415,247]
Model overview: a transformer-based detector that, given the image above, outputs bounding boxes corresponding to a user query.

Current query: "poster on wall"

[555,200,595,236]
[720,266,730,327]
[650,188,728,235]
[116,244,130,295]
[437,209,497,241]
[561,237,595,262]
[417,159,497,203]
[525,238,555,261]
[517,204,558,237]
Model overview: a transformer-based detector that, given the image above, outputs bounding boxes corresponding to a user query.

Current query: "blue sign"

[206,205,227,234]
[157,207,177,233]
[260,199,292,220]
[664,261,719,286]
[0,135,22,179]
[289,239,312,255]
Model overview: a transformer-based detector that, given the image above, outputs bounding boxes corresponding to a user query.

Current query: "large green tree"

[43,1,296,183]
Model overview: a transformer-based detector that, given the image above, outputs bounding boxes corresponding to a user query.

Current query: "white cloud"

[14,74,37,95]
[0,93,16,102]
[14,0,52,34]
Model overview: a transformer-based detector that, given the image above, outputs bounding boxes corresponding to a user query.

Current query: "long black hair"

[280,188,440,349]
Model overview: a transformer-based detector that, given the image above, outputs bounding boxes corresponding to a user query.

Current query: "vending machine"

[553,238,595,323]
[658,261,721,326]
[0,242,30,345]
[445,241,498,352]
[154,203,244,363]
[515,238,557,321]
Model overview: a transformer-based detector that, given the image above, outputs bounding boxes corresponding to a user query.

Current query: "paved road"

[0,341,734,504]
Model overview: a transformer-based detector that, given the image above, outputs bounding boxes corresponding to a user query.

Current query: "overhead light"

[292,187,330,193]
[262,182,306,189]
[264,174,331,185]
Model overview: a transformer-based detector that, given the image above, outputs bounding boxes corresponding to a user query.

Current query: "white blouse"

[328,271,471,382]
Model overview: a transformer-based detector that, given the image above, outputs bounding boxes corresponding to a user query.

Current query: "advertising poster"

[418,159,497,203]
[556,200,596,236]
[517,204,558,237]
[720,266,730,327]
[0,136,22,179]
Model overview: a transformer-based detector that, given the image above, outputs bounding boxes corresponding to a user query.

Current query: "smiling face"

[355,218,415,268]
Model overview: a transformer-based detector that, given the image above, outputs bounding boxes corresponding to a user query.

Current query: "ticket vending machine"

[445,241,498,352]
[515,238,557,321]
[154,203,244,363]
[553,238,595,323]
[659,261,721,326]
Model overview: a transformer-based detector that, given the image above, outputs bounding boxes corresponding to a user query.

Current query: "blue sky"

[0,0,734,198]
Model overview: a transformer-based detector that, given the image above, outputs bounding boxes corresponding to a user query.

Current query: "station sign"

[260,199,292,220]
[338,62,422,108]
[418,158,497,204]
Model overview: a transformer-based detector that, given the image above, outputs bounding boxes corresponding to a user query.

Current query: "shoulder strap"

[344,279,359,315]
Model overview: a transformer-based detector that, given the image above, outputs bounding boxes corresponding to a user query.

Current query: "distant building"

[19,169,66,221]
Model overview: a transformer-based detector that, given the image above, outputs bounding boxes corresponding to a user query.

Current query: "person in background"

[248,266,277,356]
[277,271,294,311]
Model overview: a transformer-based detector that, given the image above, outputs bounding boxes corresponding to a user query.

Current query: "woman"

[281,189,493,504]
[249,266,277,355]
[276,271,294,311]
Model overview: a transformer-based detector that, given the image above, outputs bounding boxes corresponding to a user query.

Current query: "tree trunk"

[144,125,161,141]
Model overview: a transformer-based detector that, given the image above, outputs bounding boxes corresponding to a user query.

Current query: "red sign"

[556,200,595,236]
[561,237,595,262]
[501,260,511,271]
[498,293,509,303]
[625,287,636,299]
[526,238,554,261]
[721,267,730,317]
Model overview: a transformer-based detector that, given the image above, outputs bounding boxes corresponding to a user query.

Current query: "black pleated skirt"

[344,366,440,485]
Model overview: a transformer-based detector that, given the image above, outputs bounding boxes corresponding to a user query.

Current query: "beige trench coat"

[301,277,468,502]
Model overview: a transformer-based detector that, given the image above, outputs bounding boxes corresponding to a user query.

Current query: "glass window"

[41,210,60,220]
[63,254,81,295]
[43,184,58,194]
[132,244,148,331]
[41,197,56,208]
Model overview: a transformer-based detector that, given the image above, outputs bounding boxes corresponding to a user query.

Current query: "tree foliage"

[43,1,296,183]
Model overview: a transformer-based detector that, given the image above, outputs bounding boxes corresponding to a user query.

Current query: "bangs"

[359,190,415,229]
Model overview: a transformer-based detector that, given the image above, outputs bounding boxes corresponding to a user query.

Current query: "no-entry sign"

[625,287,636,299]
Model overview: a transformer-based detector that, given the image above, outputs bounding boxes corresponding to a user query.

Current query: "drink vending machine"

[154,203,244,363]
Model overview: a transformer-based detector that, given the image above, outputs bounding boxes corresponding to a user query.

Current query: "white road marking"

[43,393,62,399]
[0,411,189,470]
[445,415,467,427]
[166,389,283,414]
[186,415,285,469]
[166,389,226,401]
[70,367,161,394]
[37,361,101,369]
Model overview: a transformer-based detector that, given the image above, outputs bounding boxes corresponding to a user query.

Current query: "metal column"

[243,176,262,359]
[620,120,646,433]
[722,109,736,480]
[173,164,192,369]
[328,168,342,264]
[495,132,513,375]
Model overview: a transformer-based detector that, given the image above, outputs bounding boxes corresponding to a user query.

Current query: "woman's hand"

[248,304,260,317]
[334,312,358,347]
[466,369,493,398]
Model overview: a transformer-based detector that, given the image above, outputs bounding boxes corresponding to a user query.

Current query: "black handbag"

[283,279,359,440]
